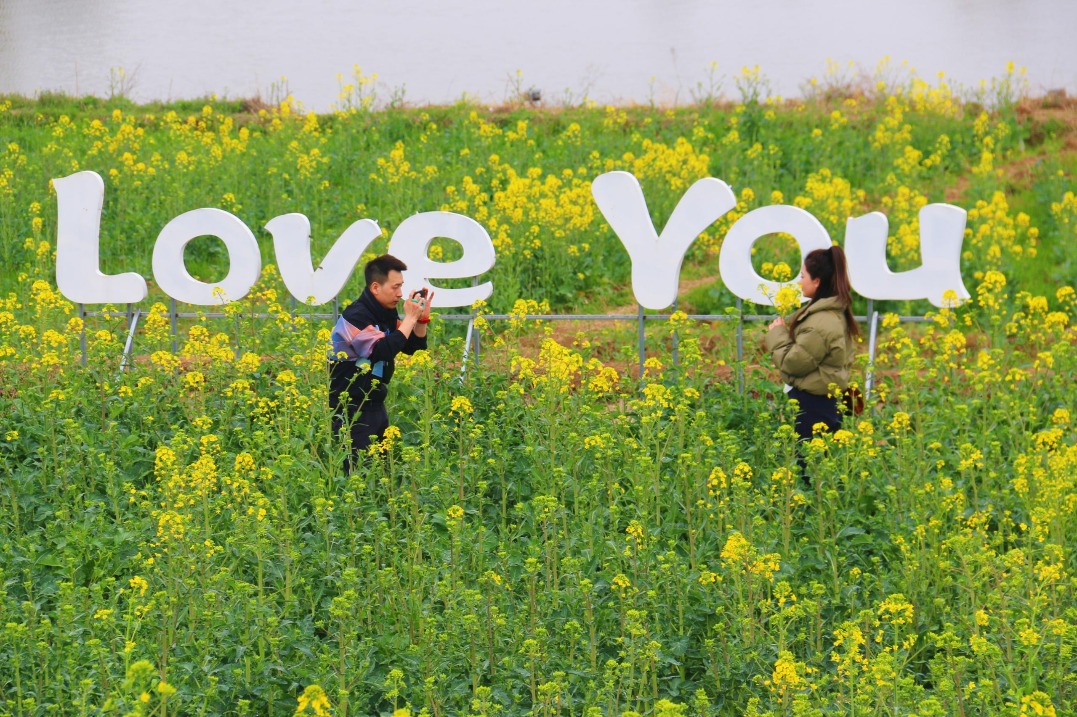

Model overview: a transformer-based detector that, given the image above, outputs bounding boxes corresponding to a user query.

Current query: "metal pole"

[123,303,132,364]
[736,298,744,394]
[471,276,480,365]
[473,321,480,365]
[120,309,142,371]
[637,304,645,379]
[671,298,679,367]
[460,317,475,380]
[865,311,880,403]
[169,299,178,354]
[79,303,87,366]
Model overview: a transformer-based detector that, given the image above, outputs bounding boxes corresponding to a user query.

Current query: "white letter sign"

[151,209,261,305]
[265,214,381,305]
[592,171,736,310]
[54,171,148,304]
[844,205,970,307]
[51,170,978,312]
[719,205,832,306]
[387,211,496,308]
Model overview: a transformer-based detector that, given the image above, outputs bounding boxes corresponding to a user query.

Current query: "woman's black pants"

[788,387,841,483]
[788,387,842,441]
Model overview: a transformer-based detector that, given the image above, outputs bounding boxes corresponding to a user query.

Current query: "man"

[329,254,433,470]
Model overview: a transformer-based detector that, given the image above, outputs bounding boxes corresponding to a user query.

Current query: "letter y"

[592,171,735,310]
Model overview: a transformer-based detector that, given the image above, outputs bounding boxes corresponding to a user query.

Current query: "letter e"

[387,212,495,308]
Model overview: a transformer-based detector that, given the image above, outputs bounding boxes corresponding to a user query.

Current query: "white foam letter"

[592,171,735,310]
[719,205,832,306]
[152,209,261,305]
[54,171,148,304]
[265,214,380,305]
[387,212,495,308]
[844,205,970,307]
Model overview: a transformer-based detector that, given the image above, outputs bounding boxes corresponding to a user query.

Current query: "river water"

[1,0,1075,110]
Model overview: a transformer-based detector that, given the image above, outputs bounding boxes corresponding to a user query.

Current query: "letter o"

[718,205,832,306]
[152,209,262,305]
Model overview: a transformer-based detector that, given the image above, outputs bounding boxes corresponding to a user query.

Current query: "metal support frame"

[736,299,745,394]
[471,318,481,365]
[78,303,87,366]
[81,302,904,401]
[671,298,679,368]
[169,299,178,353]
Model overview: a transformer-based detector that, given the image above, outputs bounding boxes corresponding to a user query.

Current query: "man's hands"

[402,290,427,319]
[420,289,435,321]
[400,288,434,338]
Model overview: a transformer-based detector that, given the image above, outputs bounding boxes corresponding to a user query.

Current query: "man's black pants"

[332,401,389,472]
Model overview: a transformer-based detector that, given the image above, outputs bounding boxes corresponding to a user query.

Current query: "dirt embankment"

[946,93,1077,202]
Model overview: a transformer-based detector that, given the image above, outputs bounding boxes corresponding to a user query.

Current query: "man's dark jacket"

[329,288,427,412]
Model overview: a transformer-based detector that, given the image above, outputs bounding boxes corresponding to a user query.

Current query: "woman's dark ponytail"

[789,245,861,338]
[828,246,860,338]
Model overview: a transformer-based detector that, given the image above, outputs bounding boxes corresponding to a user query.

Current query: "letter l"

[54,171,148,304]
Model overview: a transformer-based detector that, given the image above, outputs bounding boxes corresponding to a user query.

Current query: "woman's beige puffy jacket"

[764,296,855,396]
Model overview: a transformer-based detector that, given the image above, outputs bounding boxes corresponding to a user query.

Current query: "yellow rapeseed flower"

[294,684,332,716]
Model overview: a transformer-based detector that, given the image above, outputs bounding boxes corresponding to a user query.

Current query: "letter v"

[592,171,735,309]
[265,213,381,305]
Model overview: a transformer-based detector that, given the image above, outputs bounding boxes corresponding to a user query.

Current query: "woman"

[765,246,860,444]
